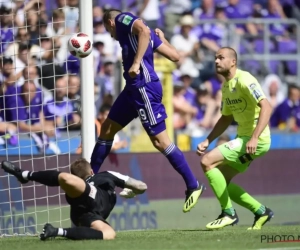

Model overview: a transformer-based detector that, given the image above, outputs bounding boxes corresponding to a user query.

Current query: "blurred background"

[0,0,300,155]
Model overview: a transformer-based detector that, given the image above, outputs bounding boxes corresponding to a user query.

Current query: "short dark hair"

[288,83,299,94]
[19,43,31,53]
[99,104,112,114]
[221,47,238,63]
[103,9,122,24]
[70,158,92,179]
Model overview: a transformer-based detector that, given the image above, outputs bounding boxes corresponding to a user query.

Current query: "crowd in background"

[0,0,300,152]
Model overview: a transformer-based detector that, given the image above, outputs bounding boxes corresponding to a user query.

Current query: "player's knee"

[200,154,213,172]
[100,118,121,138]
[103,228,116,240]
[151,138,170,152]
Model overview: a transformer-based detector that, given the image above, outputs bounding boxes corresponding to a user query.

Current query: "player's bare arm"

[124,177,147,194]
[246,98,272,154]
[129,20,151,78]
[154,28,180,62]
[197,114,233,156]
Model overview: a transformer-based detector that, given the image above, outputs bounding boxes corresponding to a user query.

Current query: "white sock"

[57,228,64,236]
[22,171,30,180]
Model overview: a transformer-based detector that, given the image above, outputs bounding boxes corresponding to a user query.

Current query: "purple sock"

[163,143,199,190]
[90,139,113,173]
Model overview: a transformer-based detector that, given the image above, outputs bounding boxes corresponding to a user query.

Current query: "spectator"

[95,57,116,106]
[224,0,258,36]
[14,43,31,74]
[270,84,300,131]
[194,0,215,20]
[0,5,14,54]
[5,28,43,60]
[76,104,127,154]
[4,80,57,152]
[40,40,65,92]
[138,0,160,30]
[193,85,218,129]
[164,0,192,39]
[172,80,197,130]
[200,6,228,53]
[67,75,81,130]
[43,76,79,133]
[170,15,201,72]
[0,57,16,87]
[262,74,286,109]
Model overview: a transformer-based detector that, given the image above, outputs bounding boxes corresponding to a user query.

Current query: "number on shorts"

[138,108,147,121]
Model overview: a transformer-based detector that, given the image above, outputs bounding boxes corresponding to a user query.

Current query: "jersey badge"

[122,15,133,25]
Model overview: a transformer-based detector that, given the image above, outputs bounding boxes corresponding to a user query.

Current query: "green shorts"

[217,136,270,173]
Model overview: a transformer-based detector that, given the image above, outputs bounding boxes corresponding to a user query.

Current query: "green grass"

[1,226,300,250]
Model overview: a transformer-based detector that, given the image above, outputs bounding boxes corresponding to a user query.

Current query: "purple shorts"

[108,81,167,136]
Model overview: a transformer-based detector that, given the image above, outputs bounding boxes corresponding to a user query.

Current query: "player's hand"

[246,137,258,154]
[128,63,140,78]
[197,139,209,156]
[154,28,165,40]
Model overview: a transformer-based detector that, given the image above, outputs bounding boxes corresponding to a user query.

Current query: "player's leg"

[40,220,115,241]
[217,142,274,230]
[1,161,86,198]
[90,89,138,173]
[200,148,239,229]
[134,83,205,212]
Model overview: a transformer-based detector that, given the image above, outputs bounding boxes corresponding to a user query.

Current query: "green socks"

[227,183,266,215]
[205,168,235,216]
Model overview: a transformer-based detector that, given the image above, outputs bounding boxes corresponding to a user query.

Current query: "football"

[68,32,93,58]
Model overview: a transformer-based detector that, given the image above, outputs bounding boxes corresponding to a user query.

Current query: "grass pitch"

[1,226,300,250]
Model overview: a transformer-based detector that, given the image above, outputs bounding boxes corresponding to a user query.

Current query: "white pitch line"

[257,247,300,250]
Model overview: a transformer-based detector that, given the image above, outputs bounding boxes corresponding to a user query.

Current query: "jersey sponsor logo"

[252,89,262,100]
[0,176,36,234]
[122,15,133,25]
[225,97,242,105]
[88,184,97,199]
[249,83,263,100]
[226,139,242,150]
[224,97,247,113]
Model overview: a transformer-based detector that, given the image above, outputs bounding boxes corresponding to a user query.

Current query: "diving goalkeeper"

[1,159,147,240]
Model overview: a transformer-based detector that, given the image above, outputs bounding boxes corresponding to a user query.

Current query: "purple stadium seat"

[254,39,275,53]
[286,61,297,75]
[277,39,297,53]
[277,40,298,75]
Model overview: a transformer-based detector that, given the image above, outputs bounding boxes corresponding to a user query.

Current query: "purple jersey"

[0,27,14,54]
[4,86,43,124]
[270,99,300,127]
[43,97,74,128]
[115,12,163,89]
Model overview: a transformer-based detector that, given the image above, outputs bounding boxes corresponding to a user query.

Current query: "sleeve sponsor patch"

[249,83,263,100]
[122,15,133,25]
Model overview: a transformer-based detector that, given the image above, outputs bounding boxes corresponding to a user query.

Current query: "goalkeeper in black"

[1,158,147,240]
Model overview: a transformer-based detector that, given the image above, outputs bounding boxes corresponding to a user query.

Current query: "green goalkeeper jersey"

[221,69,271,143]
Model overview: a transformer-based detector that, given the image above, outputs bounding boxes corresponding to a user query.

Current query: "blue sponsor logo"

[0,176,36,235]
[107,156,157,230]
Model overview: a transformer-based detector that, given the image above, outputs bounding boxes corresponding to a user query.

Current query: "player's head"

[215,47,237,75]
[70,158,93,180]
[103,9,122,40]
